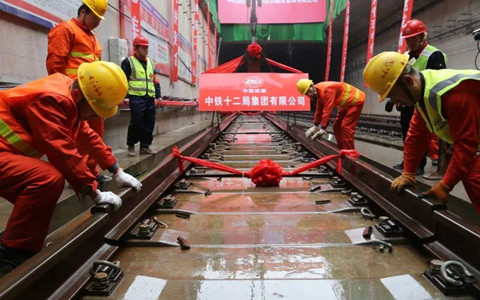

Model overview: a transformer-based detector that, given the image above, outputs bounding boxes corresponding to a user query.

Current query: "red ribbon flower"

[247,43,262,59]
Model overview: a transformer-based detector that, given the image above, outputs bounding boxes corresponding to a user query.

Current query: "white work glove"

[93,190,122,210]
[113,169,142,192]
[311,128,327,140]
[305,125,320,138]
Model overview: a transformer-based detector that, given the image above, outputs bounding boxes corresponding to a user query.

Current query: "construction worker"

[0,61,142,275]
[297,79,365,149]
[46,0,108,181]
[389,19,447,175]
[364,51,480,213]
[121,35,161,156]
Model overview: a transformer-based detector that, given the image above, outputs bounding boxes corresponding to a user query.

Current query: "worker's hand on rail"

[422,180,451,204]
[390,172,417,193]
[93,190,122,210]
[113,169,142,192]
[311,128,327,140]
[305,125,320,138]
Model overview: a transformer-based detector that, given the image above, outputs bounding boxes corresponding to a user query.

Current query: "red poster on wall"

[199,73,310,112]
[365,0,377,87]
[218,0,327,24]
[340,0,350,82]
[397,0,414,53]
[207,4,211,70]
[324,0,335,81]
[172,0,179,82]
[130,0,141,38]
[192,0,199,84]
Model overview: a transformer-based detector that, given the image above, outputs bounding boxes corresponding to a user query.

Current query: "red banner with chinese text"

[172,0,179,82]
[324,0,335,81]
[192,0,199,84]
[365,0,377,87]
[397,0,414,53]
[199,73,310,111]
[130,0,141,38]
[340,0,350,82]
[207,4,211,70]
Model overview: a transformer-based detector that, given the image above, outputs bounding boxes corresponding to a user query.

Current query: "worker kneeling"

[0,61,142,275]
[297,79,365,150]
[364,51,480,213]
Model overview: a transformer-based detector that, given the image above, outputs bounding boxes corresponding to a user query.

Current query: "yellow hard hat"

[297,79,313,95]
[363,51,409,102]
[77,61,128,118]
[83,0,108,20]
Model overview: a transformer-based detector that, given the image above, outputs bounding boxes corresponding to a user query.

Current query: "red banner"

[218,0,327,24]
[366,0,377,87]
[207,4,211,70]
[130,0,141,38]
[397,0,414,53]
[172,0,179,82]
[214,27,217,68]
[340,0,350,82]
[192,0,199,84]
[199,73,310,111]
[324,0,335,81]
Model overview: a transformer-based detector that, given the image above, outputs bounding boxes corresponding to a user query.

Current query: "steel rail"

[265,113,480,292]
[0,114,236,300]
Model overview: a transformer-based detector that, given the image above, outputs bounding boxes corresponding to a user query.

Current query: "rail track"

[0,113,479,299]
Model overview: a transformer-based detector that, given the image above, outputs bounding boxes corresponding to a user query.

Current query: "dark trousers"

[127,96,156,147]
[400,106,426,169]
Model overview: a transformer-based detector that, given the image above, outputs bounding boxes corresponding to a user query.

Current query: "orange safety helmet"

[401,19,427,39]
[133,35,149,47]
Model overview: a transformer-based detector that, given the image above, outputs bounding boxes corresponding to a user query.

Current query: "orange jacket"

[404,80,480,188]
[0,74,116,192]
[313,82,365,127]
[47,18,102,78]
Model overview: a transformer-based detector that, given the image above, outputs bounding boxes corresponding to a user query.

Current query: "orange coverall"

[0,74,116,253]
[47,18,104,177]
[313,82,365,149]
[404,80,480,213]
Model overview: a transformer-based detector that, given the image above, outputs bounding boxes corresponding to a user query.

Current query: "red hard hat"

[401,19,427,38]
[133,35,149,46]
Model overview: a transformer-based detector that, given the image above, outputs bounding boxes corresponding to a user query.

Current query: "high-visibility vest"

[405,44,447,72]
[127,56,156,98]
[64,20,102,78]
[0,74,74,156]
[418,69,480,146]
[314,81,365,108]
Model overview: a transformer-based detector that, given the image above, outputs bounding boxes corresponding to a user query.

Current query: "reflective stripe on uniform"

[0,118,38,157]
[351,89,361,105]
[65,68,78,75]
[69,51,98,60]
[339,85,351,107]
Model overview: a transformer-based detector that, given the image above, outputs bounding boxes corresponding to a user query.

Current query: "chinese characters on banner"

[119,0,170,75]
[397,0,413,53]
[207,3,211,69]
[192,0,199,84]
[130,0,141,38]
[340,0,350,82]
[199,73,311,112]
[365,0,377,87]
[324,0,335,81]
[172,0,179,82]
[218,0,327,24]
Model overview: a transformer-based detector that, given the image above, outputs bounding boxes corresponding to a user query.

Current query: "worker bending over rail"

[297,79,365,149]
[364,51,480,213]
[0,62,142,276]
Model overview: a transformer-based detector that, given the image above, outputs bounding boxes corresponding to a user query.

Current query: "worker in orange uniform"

[387,19,447,175]
[121,35,161,156]
[0,62,142,276]
[297,79,365,149]
[364,51,480,213]
[46,0,108,181]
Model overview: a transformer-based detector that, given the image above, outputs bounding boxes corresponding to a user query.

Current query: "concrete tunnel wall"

[343,0,480,116]
[0,0,215,150]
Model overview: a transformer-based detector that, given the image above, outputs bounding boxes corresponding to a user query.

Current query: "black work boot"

[0,243,35,277]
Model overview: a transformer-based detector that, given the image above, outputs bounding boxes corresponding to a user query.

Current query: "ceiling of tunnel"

[218,0,438,81]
